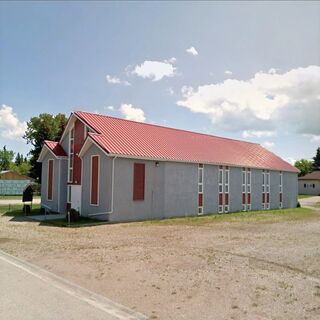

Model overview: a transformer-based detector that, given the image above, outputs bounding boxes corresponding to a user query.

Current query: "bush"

[297,201,301,208]
[67,208,80,222]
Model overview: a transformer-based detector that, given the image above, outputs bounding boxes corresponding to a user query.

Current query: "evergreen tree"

[0,146,14,171]
[313,147,320,170]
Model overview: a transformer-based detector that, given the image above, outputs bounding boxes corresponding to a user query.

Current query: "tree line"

[0,111,319,181]
[1,113,67,182]
[294,148,320,177]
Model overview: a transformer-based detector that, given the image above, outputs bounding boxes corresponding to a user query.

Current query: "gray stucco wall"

[111,158,165,222]
[283,172,298,208]
[79,142,298,222]
[41,153,68,213]
[203,165,219,214]
[60,131,69,154]
[163,162,198,218]
[298,180,320,195]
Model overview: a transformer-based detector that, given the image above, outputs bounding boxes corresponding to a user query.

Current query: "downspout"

[88,156,117,217]
[57,160,61,213]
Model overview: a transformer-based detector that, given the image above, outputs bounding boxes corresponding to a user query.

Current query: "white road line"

[0,250,148,320]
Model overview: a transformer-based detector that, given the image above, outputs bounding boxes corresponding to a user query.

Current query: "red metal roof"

[44,140,67,157]
[298,171,320,180]
[75,111,298,173]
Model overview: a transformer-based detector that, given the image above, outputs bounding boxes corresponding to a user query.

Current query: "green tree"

[24,113,67,181]
[294,159,313,177]
[14,152,24,166]
[0,146,14,171]
[10,161,31,176]
[312,147,320,171]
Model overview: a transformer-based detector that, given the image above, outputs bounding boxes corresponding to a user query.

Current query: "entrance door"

[71,185,82,214]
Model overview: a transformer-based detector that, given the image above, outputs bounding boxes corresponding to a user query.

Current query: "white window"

[218,166,230,214]
[242,169,246,193]
[219,168,223,193]
[198,164,204,215]
[225,168,229,194]
[266,171,270,193]
[247,171,251,193]
[68,127,74,183]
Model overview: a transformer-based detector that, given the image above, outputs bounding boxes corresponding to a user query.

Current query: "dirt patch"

[1,212,320,319]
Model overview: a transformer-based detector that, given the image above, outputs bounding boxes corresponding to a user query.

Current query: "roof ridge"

[74,111,260,146]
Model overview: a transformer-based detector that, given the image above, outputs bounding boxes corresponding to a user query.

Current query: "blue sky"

[0,1,319,163]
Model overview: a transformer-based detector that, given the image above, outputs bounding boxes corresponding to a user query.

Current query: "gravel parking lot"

[1,200,320,319]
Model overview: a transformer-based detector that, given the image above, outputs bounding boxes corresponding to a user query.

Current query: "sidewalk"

[0,251,147,320]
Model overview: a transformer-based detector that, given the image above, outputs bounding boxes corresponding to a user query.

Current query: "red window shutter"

[198,193,203,206]
[242,193,246,204]
[262,193,265,203]
[218,193,223,205]
[225,193,229,205]
[48,160,53,200]
[267,193,270,203]
[133,163,145,200]
[91,156,99,205]
[247,193,251,204]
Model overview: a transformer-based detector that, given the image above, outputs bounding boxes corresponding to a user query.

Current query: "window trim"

[90,154,100,206]
[198,164,204,215]
[47,159,54,201]
[68,126,74,183]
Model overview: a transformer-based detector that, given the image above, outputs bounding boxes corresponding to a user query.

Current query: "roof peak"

[74,110,260,146]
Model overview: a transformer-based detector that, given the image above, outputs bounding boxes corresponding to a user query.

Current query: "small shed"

[0,170,33,195]
[298,171,320,195]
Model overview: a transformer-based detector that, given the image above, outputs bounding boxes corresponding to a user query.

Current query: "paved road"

[0,198,41,205]
[299,195,320,210]
[0,251,147,320]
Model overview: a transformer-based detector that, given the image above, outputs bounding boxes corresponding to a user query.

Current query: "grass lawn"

[134,207,318,226]
[0,204,41,216]
[41,217,108,228]
[298,194,315,199]
[0,195,41,200]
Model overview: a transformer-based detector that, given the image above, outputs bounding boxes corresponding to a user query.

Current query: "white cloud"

[242,130,276,138]
[167,88,175,96]
[303,134,320,142]
[186,46,198,56]
[104,106,115,111]
[167,57,177,64]
[177,65,320,136]
[268,68,280,74]
[106,74,131,86]
[284,157,296,165]
[262,141,275,149]
[119,104,146,122]
[0,105,27,140]
[133,60,176,81]
[225,70,233,75]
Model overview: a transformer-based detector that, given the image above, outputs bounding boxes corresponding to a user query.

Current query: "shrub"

[67,208,80,222]
[297,202,301,208]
